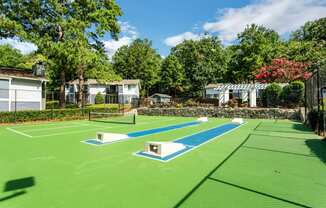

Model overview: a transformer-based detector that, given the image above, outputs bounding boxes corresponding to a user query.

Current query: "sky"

[1,0,326,58]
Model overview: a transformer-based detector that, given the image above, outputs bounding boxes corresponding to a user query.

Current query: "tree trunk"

[77,66,85,108]
[59,70,66,108]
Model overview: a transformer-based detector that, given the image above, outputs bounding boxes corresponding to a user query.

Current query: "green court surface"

[0,116,325,207]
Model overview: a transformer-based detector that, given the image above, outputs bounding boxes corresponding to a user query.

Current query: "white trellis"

[205,83,287,107]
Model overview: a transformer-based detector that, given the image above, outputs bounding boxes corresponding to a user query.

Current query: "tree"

[17,53,47,69]
[112,39,161,96]
[278,41,326,66]
[255,58,311,83]
[289,17,326,69]
[0,0,122,107]
[228,24,281,82]
[0,44,26,67]
[291,17,326,42]
[70,42,120,107]
[170,36,228,96]
[160,55,185,96]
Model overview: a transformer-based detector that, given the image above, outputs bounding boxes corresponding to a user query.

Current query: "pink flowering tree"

[255,58,312,83]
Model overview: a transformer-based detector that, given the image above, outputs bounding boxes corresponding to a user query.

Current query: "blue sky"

[115,0,250,56]
[1,0,326,57]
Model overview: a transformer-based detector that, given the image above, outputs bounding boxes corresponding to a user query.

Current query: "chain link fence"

[305,65,326,136]
[0,88,139,123]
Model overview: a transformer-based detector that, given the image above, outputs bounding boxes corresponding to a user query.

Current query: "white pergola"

[205,83,286,107]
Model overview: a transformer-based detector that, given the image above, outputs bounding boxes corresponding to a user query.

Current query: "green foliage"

[160,55,184,96]
[95,92,105,104]
[291,17,326,42]
[289,17,326,69]
[86,103,127,110]
[227,24,281,83]
[1,0,122,107]
[171,36,228,96]
[112,39,161,96]
[46,101,60,109]
[0,44,26,67]
[278,41,326,65]
[280,81,304,108]
[17,53,47,69]
[0,1,122,44]
[262,83,282,107]
[307,109,323,131]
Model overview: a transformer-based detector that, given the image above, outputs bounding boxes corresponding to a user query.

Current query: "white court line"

[23,124,90,133]
[6,127,33,138]
[10,121,90,131]
[32,126,113,138]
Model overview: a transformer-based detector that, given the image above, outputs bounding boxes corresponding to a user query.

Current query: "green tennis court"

[0,116,325,208]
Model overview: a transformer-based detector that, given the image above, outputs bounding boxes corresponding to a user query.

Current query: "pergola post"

[219,89,229,106]
[241,90,248,102]
[249,89,256,107]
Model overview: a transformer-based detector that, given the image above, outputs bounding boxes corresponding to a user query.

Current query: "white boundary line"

[10,120,90,129]
[32,126,113,138]
[6,127,33,138]
[23,124,91,133]
[133,122,247,163]
[80,137,136,147]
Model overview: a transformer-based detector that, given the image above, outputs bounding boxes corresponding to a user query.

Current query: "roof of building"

[206,83,288,90]
[149,93,172,98]
[0,67,48,81]
[69,79,141,86]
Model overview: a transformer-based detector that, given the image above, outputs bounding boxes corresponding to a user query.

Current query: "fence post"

[317,68,321,134]
[14,89,17,123]
[51,91,54,120]
[304,80,307,123]
[321,87,325,136]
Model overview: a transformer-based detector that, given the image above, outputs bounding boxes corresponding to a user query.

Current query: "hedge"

[0,107,119,124]
[280,81,304,108]
[262,83,282,107]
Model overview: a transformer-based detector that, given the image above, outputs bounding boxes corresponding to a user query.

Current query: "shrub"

[95,92,105,104]
[196,98,219,106]
[46,100,59,109]
[0,107,119,124]
[226,98,238,108]
[184,99,199,107]
[307,109,324,131]
[280,81,304,108]
[262,83,282,107]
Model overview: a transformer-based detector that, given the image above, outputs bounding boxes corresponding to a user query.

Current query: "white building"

[205,83,287,107]
[66,79,141,104]
[149,93,172,104]
[0,67,48,112]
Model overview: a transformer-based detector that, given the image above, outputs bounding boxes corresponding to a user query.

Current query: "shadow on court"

[292,123,312,132]
[0,177,35,202]
[306,139,326,164]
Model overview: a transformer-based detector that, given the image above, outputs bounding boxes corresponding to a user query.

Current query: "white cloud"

[203,0,326,43]
[104,21,138,58]
[0,38,37,54]
[104,36,134,58]
[164,32,207,47]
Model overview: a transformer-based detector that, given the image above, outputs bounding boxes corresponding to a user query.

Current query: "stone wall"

[138,107,300,120]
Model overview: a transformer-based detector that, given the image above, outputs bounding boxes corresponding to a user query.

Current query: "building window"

[128,84,135,91]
